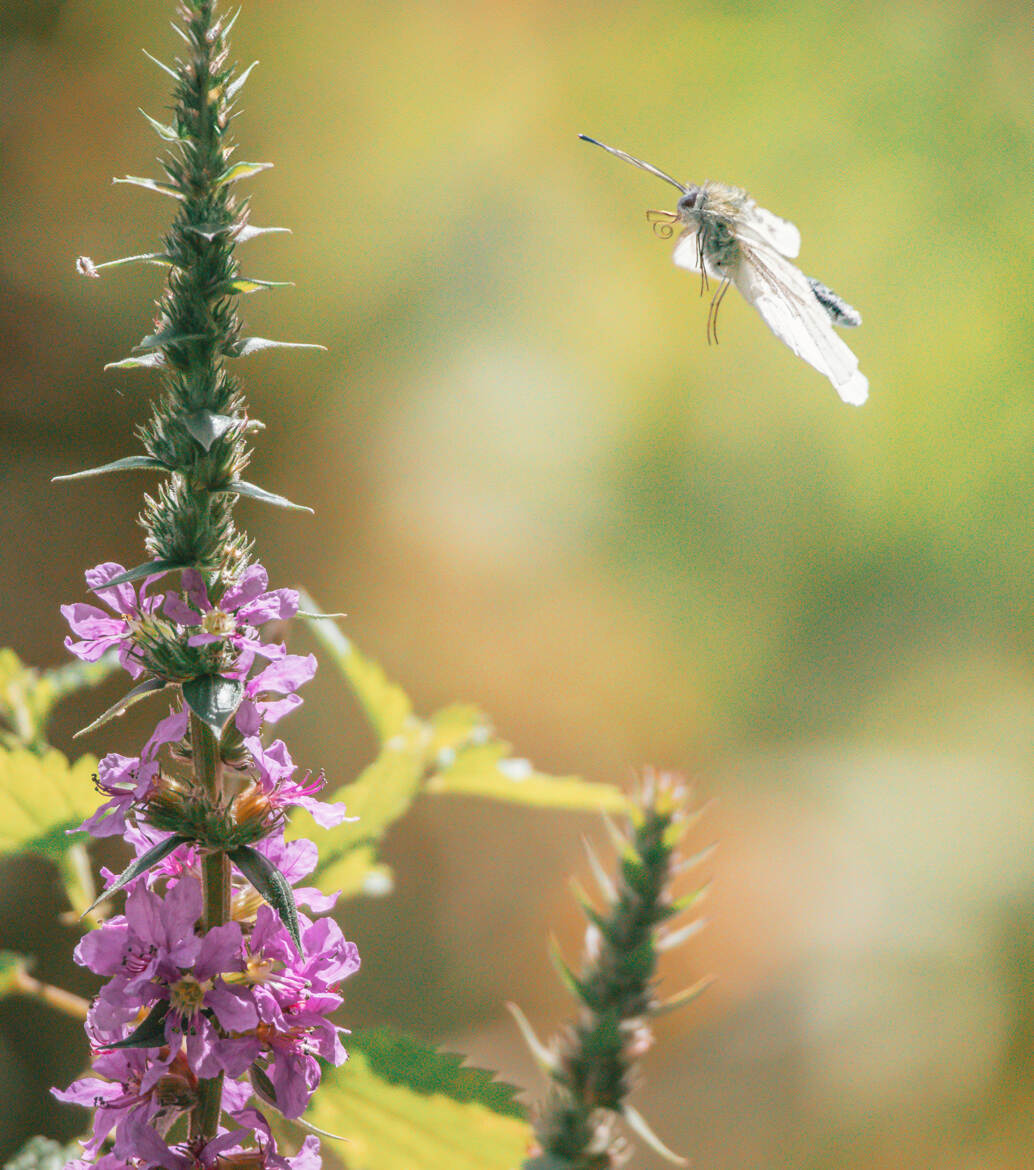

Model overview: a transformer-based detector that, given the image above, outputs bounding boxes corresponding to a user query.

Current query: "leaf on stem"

[81,834,190,917]
[181,675,244,735]
[229,845,302,954]
[73,678,170,739]
[52,455,167,482]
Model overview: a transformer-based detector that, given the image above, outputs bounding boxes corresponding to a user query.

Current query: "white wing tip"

[837,371,869,406]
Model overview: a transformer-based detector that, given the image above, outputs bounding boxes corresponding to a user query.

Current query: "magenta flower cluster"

[55,562,359,1169]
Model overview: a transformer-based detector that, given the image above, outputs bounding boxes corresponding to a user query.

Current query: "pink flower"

[62,563,166,678]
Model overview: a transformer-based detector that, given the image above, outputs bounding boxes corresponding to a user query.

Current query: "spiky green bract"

[523,772,707,1170]
[132,0,263,587]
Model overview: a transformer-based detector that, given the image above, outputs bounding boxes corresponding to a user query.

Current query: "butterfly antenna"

[578,135,687,193]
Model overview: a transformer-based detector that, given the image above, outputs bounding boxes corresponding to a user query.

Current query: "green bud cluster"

[523,773,710,1170]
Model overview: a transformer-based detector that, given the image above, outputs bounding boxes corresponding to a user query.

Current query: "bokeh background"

[2,0,1033,1166]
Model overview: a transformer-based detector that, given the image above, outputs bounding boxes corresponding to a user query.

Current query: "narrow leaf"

[107,1001,170,1050]
[652,976,714,1017]
[104,352,163,372]
[229,278,294,294]
[229,845,302,954]
[181,675,244,734]
[236,225,291,242]
[73,678,169,739]
[81,834,189,917]
[141,48,177,79]
[182,410,239,451]
[226,60,259,102]
[99,560,185,588]
[216,161,274,187]
[138,108,180,141]
[134,331,206,353]
[621,1104,686,1166]
[52,455,166,482]
[505,1002,557,1072]
[80,252,171,273]
[227,337,327,358]
[112,175,184,199]
[214,480,313,513]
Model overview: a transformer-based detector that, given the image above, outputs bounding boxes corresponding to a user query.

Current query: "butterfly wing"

[732,245,868,405]
[738,201,801,258]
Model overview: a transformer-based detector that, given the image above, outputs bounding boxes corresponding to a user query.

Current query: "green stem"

[189,709,229,1140]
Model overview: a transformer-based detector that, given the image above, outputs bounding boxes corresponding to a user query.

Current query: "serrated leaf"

[52,455,166,482]
[3,1136,82,1170]
[0,745,99,859]
[113,175,183,199]
[227,337,327,358]
[0,649,119,752]
[182,410,239,451]
[297,598,412,741]
[74,678,169,739]
[306,1032,529,1170]
[108,1001,170,1049]
[229,845,302,953]
[229,278,294,294]
[216,161,273,187]
[101,560,186,588]
[82,834,189,917]
[213,480,313,513]
[181,675,244,734]
[428,743,630,813]
[104,352,163,372]
[138,107,181,141]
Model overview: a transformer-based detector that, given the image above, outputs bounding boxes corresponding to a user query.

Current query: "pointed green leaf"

[138,108,181,141]
[182,410,239,451]
[228,337,327,358]
[226,60,259,102]
[74,678,169,739]
[104,352,163,372]
[99,560,185,588]
[80,252,172,273]
[82,834,189,917]
[214,480,313,513]
[306,1034,529,1170]
[52,455,166,482]
[216,161,274,187]
[229,845,302,953]
[141,48,177,79]
[428,742,630,813]
[298,596,412,741]
[236,225,291,243]
[113,175,184,199]
[107,1001,170,1050]
[0,745,99,859]
[229,278,294,294]
[134,331,206,353]
[181,675,244,734]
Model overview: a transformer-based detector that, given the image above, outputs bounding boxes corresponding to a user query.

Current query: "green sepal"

[229,278,294,294]
[73,677,169,739]
[216,161,274,187]
[105,352,163,372]
[214,480,314,514]
[229,844,302,954]
[134,330,207,353]
[182,410,240,452]
[138,108,181,141]
[52,455,166,482]
[107,1000,170,1050]
[181,675,245,734]
[227,337,327,358]
[112,175,184,199]
[226,61,259,102]
[81,834,190,917]
[100,560,186,588]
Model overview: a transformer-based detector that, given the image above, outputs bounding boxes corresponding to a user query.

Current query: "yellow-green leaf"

[307,1040,530,1170]
[299,598,412,741]
[0,745,99,859]
[428,744,630,813]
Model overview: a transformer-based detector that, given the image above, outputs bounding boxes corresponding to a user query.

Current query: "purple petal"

[220,563,269,611]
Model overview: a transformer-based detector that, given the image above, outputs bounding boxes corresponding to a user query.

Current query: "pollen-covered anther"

[169,974,209,1017]
[201,608,237,638]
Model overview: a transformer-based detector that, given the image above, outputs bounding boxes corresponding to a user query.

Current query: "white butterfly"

[581,136,868,406]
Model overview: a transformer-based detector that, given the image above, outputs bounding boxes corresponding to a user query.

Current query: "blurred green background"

[1,0,1032,1166]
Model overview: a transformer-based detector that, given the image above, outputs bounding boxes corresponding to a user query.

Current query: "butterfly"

[580,136,868,405]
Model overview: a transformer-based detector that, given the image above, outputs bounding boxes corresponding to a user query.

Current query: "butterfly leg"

[706,276,732,346]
